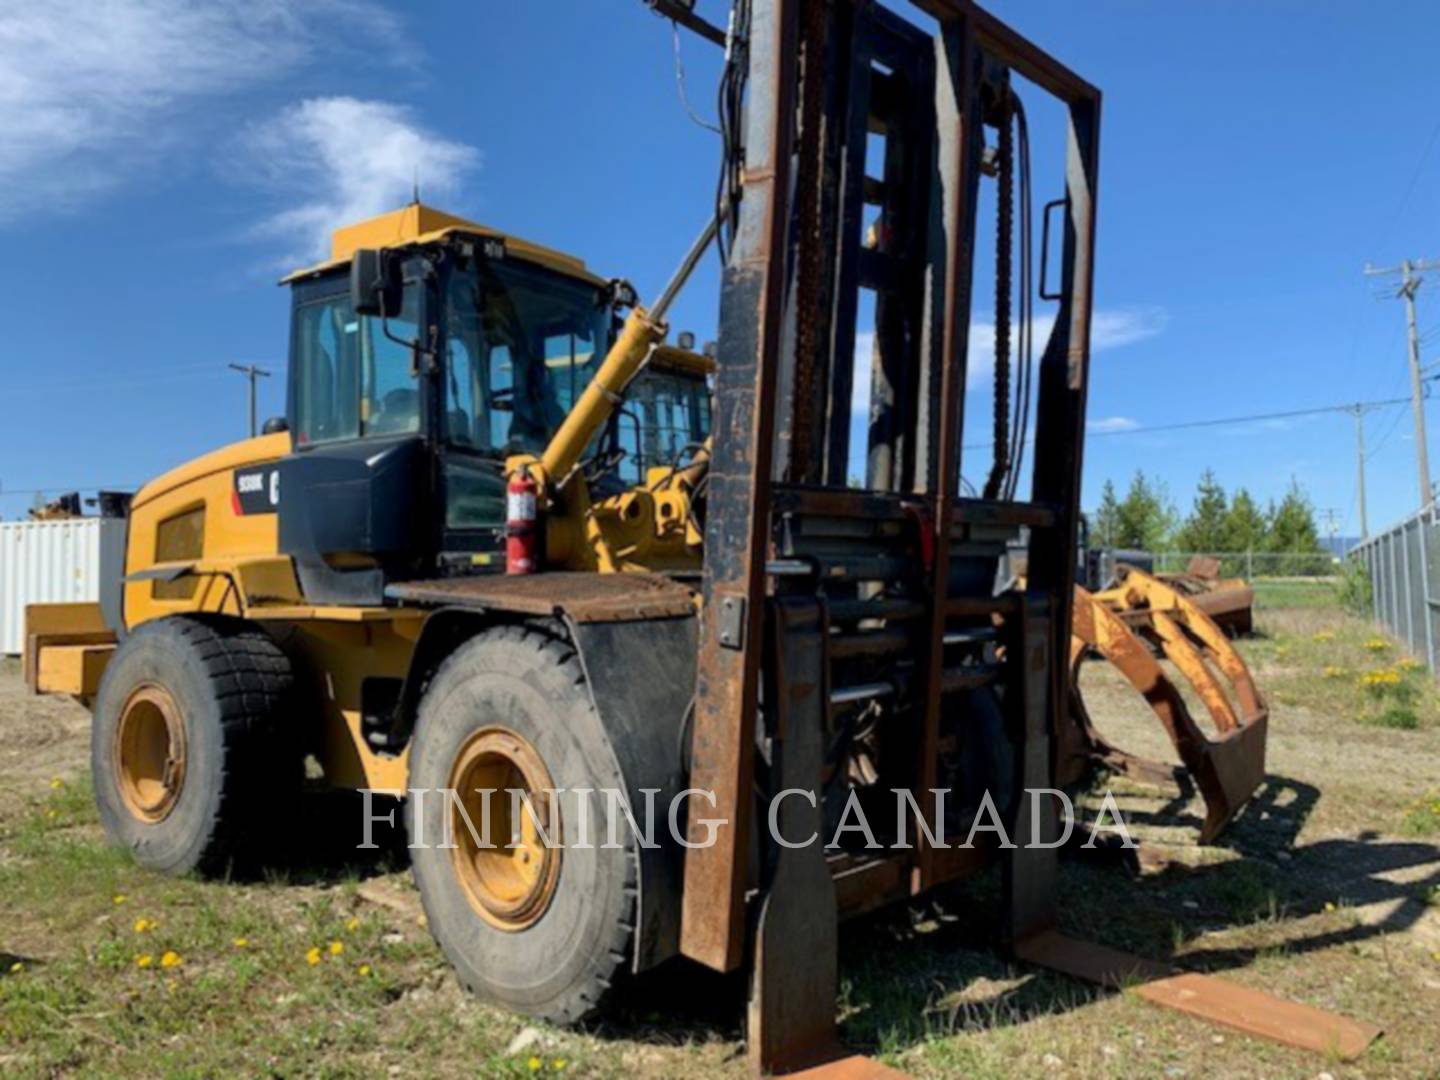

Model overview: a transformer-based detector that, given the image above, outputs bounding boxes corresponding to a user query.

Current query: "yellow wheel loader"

[26,2,1318,1074]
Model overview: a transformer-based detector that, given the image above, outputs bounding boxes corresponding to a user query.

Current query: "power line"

[967,388,1426,452]
[1384,115,1440,249]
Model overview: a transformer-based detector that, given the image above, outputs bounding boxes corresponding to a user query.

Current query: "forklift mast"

[676,0,1100,1066]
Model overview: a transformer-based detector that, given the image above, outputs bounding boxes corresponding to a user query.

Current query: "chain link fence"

[1143,550,1339,579]
[1087,548,1339,583]
[1351,506,1440,673]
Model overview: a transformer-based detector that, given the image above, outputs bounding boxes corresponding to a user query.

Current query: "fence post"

[1417,512,1436,674]
[1388,531,1401,637]
[1370,542,1379,624]
[1401,521,1416,654]
[1246,547,1253,581]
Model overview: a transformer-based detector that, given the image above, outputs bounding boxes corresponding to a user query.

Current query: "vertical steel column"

[682,0,800,974]
[1005,47,1101,943]
[912,8,977,890]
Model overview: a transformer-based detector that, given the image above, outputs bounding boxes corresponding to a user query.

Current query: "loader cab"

[277,205,710,603]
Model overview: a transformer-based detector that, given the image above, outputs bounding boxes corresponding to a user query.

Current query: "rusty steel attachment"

[1067,566,1268,843]
[1016,930,1381,1061]
[1153,555,1255,636]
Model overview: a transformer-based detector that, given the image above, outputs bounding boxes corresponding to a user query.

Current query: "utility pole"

[1346,404,1371,539]
[227,363,272,438]
[1365,258,1440,508]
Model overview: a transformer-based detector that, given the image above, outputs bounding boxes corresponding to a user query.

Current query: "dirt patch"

[0,658,91,818]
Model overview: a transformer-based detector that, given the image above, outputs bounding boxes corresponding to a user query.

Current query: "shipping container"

[0,518,126,655]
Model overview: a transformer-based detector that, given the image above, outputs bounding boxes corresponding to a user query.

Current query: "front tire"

[92,616,297,875]
[407,625,637,1025]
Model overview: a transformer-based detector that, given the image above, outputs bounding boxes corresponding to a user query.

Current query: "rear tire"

[407,625,636,1025]
[92,616,298,875]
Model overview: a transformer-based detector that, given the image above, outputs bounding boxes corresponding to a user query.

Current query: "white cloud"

[0,0,404,220]
[1091,307,1169,350]
[238,97,481,265]
[1088,416,1140,433]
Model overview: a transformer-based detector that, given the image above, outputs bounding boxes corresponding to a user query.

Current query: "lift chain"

[982,96,1015,501]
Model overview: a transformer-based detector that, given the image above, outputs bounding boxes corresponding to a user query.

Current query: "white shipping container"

[0,518,126,655]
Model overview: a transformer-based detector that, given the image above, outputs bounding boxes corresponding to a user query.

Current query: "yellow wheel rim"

[114,684,187,823]
[448,727,561,932]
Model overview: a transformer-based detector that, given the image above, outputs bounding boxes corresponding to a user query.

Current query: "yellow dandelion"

[528,1058,543,1073]
[160,951,182,969]
[358,963,372,977]
[1323,902,1336,913]
[135,954,153,969]
[49,777,63,789]
[45,809,57,819]
[1364,638,1391,651]
[1322,665,1346,679]
[305,946,322,966]
[1312,631,1335,643]
[112,894,127,906]
[133,917,155,933]
[346,916,361,932]
[9,961,23,974]
[232,937,249,949]
[329,940,344,956]
[552,1060,568,1072]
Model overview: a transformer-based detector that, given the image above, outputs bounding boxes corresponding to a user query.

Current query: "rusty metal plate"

[1015,929,1171,987]
[785,1055,911,1079]
[1018,932,1381,1061]
[384,573,696,623]
[1136,974,1381,1061]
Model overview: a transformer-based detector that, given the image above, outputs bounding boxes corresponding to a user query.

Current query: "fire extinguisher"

[506,468,540,575]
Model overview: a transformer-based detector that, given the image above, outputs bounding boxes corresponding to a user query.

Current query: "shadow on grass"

[793,772,1439,1061]
[226,786,411,886]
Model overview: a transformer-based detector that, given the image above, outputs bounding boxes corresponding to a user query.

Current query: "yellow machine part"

[24,601,115,700]
[123,432,294,627]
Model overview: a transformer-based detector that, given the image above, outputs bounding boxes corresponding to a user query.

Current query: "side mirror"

[262,416,289,435]
[350,249,402,317]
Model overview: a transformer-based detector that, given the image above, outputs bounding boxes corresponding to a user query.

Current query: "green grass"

[1370,705,1421,730]
[0,777,600,1079]
[1251,577,1341,610]
[1401,793,1440,836]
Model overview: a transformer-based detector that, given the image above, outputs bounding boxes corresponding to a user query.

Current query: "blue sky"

[1,1,1438,541]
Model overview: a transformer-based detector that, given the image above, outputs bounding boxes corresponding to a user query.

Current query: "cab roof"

[279,203,606,288]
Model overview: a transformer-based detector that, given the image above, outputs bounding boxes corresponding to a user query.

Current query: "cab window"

[443,259,610,456]
[290,283,421,446]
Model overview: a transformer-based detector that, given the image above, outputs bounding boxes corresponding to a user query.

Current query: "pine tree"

[1113,470,1175,551]
[1266,480,1325,574]
[1092,480,1121,547]
[1223,487,1267,554]
[1175,470,1228,554]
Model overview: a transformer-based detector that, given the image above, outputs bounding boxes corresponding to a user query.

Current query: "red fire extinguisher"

[506,469,540,575]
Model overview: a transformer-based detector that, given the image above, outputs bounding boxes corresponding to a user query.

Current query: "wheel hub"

[447,727,561,932]
[114,684,187,823]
